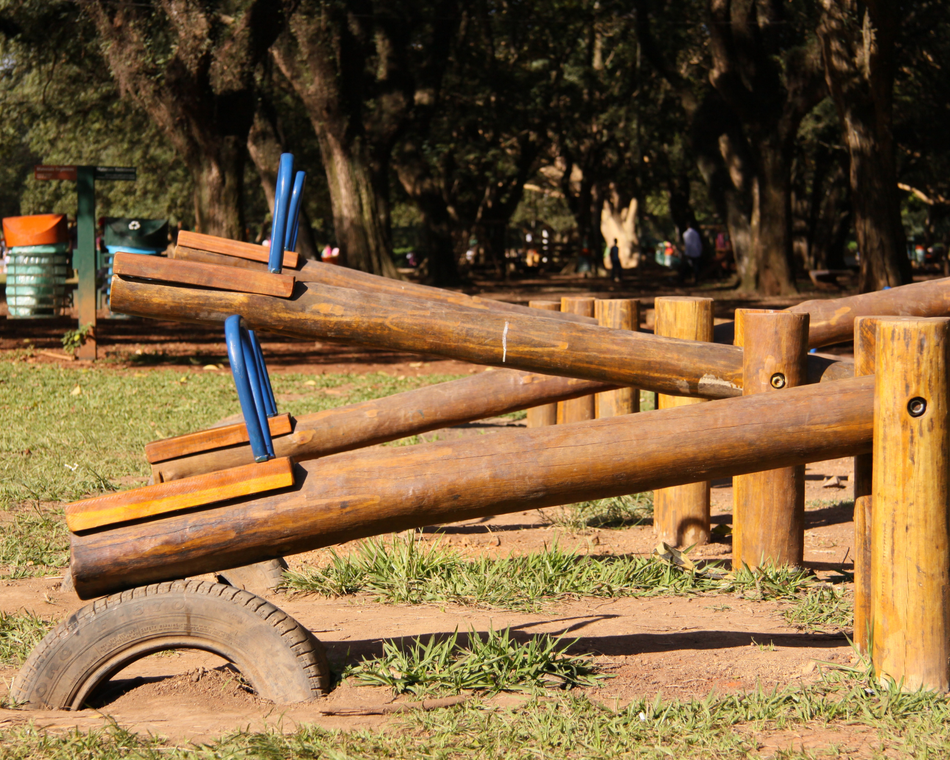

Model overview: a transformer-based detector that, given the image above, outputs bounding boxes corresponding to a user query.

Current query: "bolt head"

[770,373,786,389]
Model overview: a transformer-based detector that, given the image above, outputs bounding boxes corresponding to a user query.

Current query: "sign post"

[33,165,136,360]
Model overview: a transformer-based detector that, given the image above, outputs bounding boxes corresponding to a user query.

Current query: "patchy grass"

[3,669,950,758]
[285,535,853,630]
[544,493,653,530]
[348,627,602,695]
[0,611,55,666]
[0,504,69,574]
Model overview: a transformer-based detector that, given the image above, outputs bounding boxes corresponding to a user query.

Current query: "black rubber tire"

[11,580,330,709]
[217,557,289,595]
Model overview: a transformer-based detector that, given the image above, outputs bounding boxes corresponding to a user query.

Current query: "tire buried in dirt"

[12,580,330,709]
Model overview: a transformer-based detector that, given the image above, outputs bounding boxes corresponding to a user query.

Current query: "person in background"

[609,238,622,282]
[681,223,702,284]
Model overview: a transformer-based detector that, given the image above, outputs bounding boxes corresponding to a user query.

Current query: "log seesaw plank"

[110,276,850,400]
[70,374,875,599]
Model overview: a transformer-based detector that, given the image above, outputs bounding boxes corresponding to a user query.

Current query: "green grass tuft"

[0,610,55,666]
[348,627,602,695]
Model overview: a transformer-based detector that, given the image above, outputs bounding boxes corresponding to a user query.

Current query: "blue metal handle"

[287,171,307,252]
[225,315,273,462]
[248,329,277,418]
[269,153,295,274]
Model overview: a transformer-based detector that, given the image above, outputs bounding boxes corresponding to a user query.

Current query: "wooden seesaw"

[14,156,950,707]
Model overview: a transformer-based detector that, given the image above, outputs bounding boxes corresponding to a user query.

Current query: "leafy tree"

[83,0,288,240]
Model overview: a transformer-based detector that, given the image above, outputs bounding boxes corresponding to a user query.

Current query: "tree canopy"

[2,0,948,293]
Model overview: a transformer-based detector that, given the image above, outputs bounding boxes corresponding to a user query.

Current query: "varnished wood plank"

[145,413,293,464]
[852,316,875,654]
[177,230,300,269]
[66,457,295,533]
[71,375,876,598]
[113,253,295,298]
[594,299,640,419]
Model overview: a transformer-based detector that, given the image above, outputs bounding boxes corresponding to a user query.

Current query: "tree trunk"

[817,0,912,291]
[748,138,797,295]
[246,101,319,260]
[190,141,247,240]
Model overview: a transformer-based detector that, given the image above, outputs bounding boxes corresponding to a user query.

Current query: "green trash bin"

[101,218,168,313]
[6,243,71,318]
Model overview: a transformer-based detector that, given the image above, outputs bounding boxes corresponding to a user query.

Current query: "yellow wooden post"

[557,296,596,424]
[595,299,641,418]
[653,296,713,547]
[871,317,950,692]
[526,300,561,428]
[852,316,876,654]
[732,310,809,569]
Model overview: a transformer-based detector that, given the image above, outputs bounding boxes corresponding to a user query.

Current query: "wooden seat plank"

[66,457,295,533]
[145,413,293,464]
[113,253,295,298]
[177,230,300,270]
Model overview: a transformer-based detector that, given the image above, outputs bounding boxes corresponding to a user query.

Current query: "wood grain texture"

[526,301,562,429]
[112,253,295,298]
[154,370,618,482]
[871,318,950,692]
[852,316,876,654]
[557,297,596,424]
[66,457,294,533]
[172,245,596,325]
[654,297,714,547]
[110,277,748,398]
[732,311,809,570]
[70,375,876,599]
[145,414,293,464]
[786,277,950,348]
[595,299,640,418]
[176,230,300,269]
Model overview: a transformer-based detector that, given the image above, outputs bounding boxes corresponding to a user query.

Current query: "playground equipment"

[14,156,950,707]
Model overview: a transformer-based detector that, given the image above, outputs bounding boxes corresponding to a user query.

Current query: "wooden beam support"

[871,317,950,692]
[66,457,294,533]
[145,414,293,465]
[595,299,640,419]
[557,297,596,424]
[654,297,714,547]
[71,374,876,599]
[732,311,809,570]
[526,302,562,429]
[112,253,295,299]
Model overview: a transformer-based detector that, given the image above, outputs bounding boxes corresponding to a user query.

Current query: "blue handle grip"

[287,171,307,252]
[248,329,277,418]
[225,315,273,462]
[269,153,295,273]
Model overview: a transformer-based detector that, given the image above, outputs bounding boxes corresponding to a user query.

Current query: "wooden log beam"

[557,297,596,423]
[153,370,615,482]
[526,301,562,428]
[871,318,950,691]
[654,297,713,548]
[712,277,950,348]
[71,375,875,599]
[110,277,849,400]
[172,245,596,325]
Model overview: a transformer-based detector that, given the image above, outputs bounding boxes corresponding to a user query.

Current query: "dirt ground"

[0,271,866,752]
